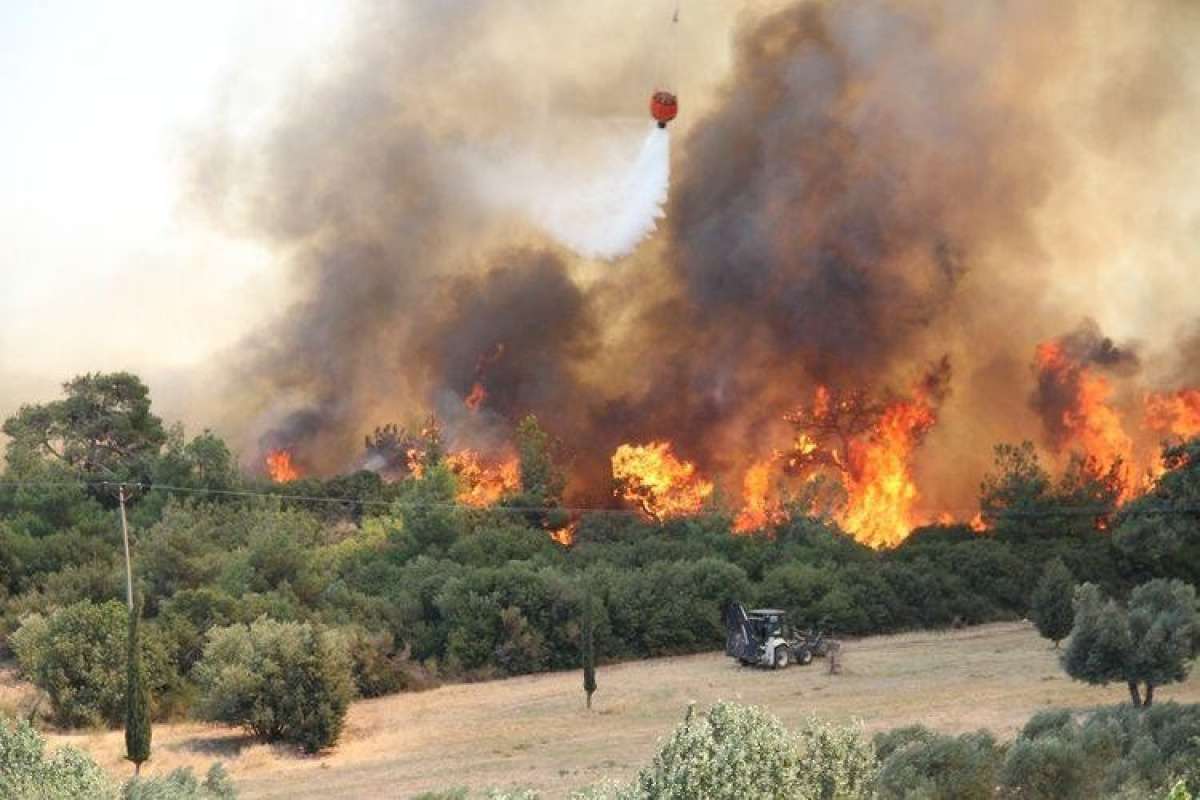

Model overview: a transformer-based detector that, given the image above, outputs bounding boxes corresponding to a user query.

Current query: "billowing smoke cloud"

[189,0,1200,511]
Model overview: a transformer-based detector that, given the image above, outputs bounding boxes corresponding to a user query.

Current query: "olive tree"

[195,617,354,753]
[1062,580,1200,707]
[10,600,174,728]
[632,702,875,799]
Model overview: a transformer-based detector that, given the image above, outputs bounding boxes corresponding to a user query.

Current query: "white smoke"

[468,121,671,261]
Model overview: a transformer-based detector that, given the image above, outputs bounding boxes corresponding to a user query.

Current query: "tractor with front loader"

[724,603,834,669]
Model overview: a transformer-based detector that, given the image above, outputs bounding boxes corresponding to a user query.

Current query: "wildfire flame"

[1034,341,1134,477]
[774,379,940,548]
[1145,389,1200,440]
[464,343,505,413]
[464,382,487,411]
[445,450,520,507]
[266,449,300,482]
[612,441,714,521]
[549,521,577,547]
[838,395,937,548]
[733,459,781,534]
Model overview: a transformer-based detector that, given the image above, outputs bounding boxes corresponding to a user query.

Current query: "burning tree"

[265,450,300,483]
[1032,336,1135,487]
[612,442,714,521]
[778,364,947,548]
[363,417,445,480]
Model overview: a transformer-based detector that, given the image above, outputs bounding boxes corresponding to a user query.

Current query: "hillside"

[28,621,1200,799]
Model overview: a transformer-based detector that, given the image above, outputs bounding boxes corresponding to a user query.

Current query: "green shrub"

[632,702,875,800]
[1030,559,1075,646]
[195,617,354,753]
[10,600,178,727]
[1001,734,1090,799]
[1166,780,1193,800]
[875,727,1000,800]
[872,725,937,761]
[122,765,236,800]
[1001,703,1200,798]
[410,790,469,800]
[0,713,117,799]
[1018,709,1075,740]
[333,626,409,697]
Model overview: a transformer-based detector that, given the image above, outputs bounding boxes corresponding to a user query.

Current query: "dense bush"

[122,765,236,800]
[630,702,875,800]
[332,626,411,697]
[194,617,354,752]
[1000,703,1200,798]
[0,714,116,799]
[10,600,177,727]
[0,713,236,800]
[874,726,1000,800]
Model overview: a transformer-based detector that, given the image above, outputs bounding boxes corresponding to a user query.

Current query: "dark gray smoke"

[190,0,1200,509]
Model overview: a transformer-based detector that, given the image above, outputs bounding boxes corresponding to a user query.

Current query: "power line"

[0,478,1198,520]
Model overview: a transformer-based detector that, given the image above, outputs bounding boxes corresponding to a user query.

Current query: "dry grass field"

[26,621,1200,799]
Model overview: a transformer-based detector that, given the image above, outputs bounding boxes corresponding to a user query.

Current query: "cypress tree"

[1031,559,1076,648]
[125,595,151,774]
[582,595,597,710]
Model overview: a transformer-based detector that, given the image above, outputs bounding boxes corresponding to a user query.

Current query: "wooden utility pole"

[118,485,134,610]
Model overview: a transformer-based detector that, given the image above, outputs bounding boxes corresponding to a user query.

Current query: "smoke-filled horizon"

[184,0,1200,522]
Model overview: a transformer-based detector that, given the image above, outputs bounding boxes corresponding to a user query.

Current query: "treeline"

[2,373,1200,748]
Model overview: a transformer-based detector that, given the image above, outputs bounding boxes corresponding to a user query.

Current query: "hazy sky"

[0,1,344,414]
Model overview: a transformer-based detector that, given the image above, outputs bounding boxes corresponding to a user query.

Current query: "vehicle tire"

[773,645,790,670]
[797,648,814,666]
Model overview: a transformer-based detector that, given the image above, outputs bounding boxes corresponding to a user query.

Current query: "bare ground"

[37,622,1200,799]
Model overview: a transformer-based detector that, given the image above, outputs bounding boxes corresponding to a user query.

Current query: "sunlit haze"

[0,1,345,414]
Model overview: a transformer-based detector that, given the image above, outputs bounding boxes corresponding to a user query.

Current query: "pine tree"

[582,595,597,710]
[125,595,151,774]
[1030,559,1076,648]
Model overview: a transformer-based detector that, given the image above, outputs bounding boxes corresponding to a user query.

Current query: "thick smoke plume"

[190,0,1200,518]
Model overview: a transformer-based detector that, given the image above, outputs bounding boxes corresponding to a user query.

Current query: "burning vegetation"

[206,0,1200,549]
[445,451,521,508]
[612,442,714,521]
[265,450,300,483]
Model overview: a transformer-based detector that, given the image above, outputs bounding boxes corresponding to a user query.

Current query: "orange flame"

[733,459,781,534]
[1034,341,1134,477]
[839,395,937,548]
[1145,389,1200,440]
[549,521,577,546]
[778,380,940,548]
[266,449,300,482]
[445,450,520,507]
[612,441,714,521]
[464,382,488,411]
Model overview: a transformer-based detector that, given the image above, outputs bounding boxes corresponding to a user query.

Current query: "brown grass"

[36,621,1200,799]
[0,664,40,720]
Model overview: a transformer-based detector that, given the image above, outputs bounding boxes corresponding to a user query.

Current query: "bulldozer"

[724,603,825,669]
